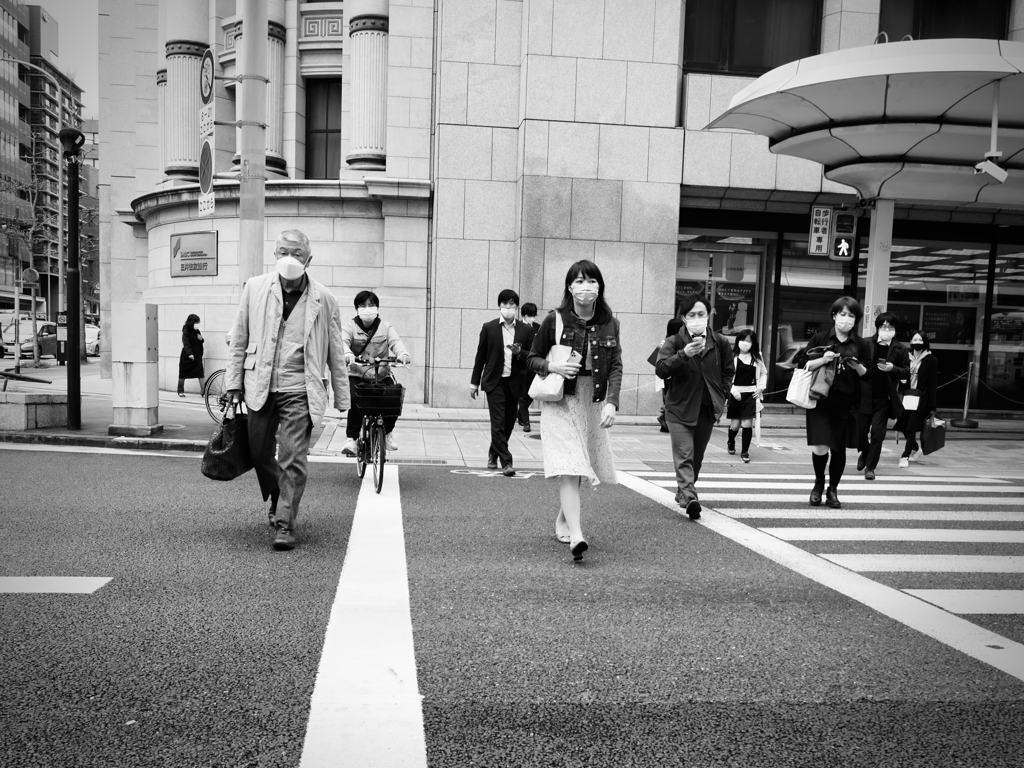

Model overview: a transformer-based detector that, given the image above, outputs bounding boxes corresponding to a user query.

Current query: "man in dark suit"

[517,302,541,432]
[470,289,535,476]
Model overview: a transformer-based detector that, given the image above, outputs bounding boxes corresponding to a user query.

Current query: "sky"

[40,0,100,119]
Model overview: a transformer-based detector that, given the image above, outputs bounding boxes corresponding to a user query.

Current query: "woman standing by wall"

[527,260,621,563]
[177,313,205,397]
[794,297,871,509]
[895,330,938,468]
[726,329,767,463]
[656,293,735,520]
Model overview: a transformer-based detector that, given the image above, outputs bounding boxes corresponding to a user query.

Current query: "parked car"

[85,326,100,356]
[1,321,59,358]
[774,341,808,392]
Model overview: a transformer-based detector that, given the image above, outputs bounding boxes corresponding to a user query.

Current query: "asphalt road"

[2,449,1024,767]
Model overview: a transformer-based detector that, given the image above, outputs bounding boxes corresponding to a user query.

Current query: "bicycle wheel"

[371,422,386,493]
[204,369,228,422]
[356,428,367,478]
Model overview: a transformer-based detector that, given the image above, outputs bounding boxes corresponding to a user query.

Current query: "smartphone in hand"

[567,349,582,365]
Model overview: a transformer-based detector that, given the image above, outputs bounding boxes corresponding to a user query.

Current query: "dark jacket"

[858,335,911,419]
[521,320,541,395]
[527,309,623,407]
[472,318,535,396]
[899,352,938,432]
[178,326,205,379]
[655,329,735,426]
[795,329,872,411]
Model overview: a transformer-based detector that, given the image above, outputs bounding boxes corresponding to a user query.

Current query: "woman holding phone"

[655,293,735,520]
[794,296,871,509]
[527,260,622,562]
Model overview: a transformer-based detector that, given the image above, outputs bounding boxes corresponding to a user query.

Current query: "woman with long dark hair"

[895,330,938,468]
[794,297,871,509]
[527,260,622,562]
[177,313,205,396]
[727,329,767,463]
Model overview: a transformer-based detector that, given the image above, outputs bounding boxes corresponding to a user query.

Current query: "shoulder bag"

[921,412,946,455]
[528,311,569,403]
[786,368,816,409]
[809,359,835,400]
[901,388,921,411]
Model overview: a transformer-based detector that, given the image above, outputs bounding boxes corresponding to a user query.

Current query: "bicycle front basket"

[354,382,405,416]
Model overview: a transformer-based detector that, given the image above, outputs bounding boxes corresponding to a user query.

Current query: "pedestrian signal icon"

[833,237,852,260]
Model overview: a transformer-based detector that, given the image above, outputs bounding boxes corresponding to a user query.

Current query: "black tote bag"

[201,402,254,481]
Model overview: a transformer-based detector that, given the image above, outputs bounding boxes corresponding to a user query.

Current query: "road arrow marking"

[0,577,110,594]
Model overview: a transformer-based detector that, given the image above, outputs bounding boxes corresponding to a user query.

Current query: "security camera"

[974,159,1008,184]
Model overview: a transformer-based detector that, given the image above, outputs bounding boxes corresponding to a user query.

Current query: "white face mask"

[877,328,895,343]
[500,308,517,322]
[685,317,708,337]
[738,341,751,352]
[571,285,598,304]
[357,307,379,323]
[276,255,306,281]
[835,315,855,333]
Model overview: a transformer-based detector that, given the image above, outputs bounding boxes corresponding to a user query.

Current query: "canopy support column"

[862,198,894,336]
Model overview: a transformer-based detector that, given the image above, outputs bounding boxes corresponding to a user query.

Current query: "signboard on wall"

[922,305,975,345]
[807,206,832,255]
[714,283,755,333]
[170,231,219,277]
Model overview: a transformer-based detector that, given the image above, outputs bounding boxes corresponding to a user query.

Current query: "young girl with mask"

[527,260,622,562]
[855,312,910,480]
[655,293,735,520]
[340,290,411,455]
[794,297,872,508]
[727,329,767,462]
[894,330,937,468]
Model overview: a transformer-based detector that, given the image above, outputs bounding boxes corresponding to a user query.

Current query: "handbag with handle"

[786,367,816,409]
[921,412,946,455]
[528,311,568,403]
[809,359,835,400]
[201,402,254,481]
[901,387,921,411]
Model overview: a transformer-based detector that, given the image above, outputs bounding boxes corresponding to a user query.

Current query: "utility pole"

[238,0,267,286]
[59,127,85,430]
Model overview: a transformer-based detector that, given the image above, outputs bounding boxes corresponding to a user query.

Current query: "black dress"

[178,327,205,379]
[727,356,757,420]
[795,329,871,452]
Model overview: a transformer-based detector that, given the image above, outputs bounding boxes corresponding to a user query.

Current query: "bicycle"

[351,356,406,494]
[203,368,229,423]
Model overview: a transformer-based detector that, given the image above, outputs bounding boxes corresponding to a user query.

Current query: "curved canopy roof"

[706,39,1024,207]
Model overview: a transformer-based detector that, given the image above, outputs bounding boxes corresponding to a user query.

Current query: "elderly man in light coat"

[226,229,350,551]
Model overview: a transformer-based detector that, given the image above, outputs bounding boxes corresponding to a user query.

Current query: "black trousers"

[518,393,532,425]
[486,377,518,468]
[857,399,891,471]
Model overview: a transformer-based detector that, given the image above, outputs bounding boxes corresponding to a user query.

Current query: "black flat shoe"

[685,499,702,520]
[522,423,531,433]
[809,483,824,506]
[825,487,841,509]
[741,452,750,463]
[865,469,875,481]
[856,454,866,471]
[570,539,589,561]
[727,445,736,455]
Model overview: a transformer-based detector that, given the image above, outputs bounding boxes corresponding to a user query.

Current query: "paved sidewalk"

[2,360,1022,475]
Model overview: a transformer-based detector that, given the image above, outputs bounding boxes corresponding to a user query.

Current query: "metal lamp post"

[59,127,85,430]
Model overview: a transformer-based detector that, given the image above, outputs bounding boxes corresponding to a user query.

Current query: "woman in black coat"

[895,329,939,467]
[793,296,871,510]
[177,313,206,396]
[855,312,910,481]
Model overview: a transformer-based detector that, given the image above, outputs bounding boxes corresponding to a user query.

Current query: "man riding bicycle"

[340,290,411,455]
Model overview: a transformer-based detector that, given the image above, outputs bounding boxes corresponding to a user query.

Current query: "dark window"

[684,0,823,75]
[879,0,1009,41]
[305,78,341,180]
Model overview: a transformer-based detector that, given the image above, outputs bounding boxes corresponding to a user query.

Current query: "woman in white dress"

[526,260,622,562]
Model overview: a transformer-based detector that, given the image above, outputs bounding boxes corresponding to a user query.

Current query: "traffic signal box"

[831,211,857,261]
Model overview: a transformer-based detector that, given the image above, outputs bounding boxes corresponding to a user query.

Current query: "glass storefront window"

[677,231,768,337]
[982,244,1024,410]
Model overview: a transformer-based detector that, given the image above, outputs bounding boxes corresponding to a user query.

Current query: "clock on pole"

[198,48,216,217]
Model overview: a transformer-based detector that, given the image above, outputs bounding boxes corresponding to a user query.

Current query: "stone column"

[156,69,166,174]
[862,199,894,337]
[346,0,389,171]
[162,0,207,178]
[266,20,286,175]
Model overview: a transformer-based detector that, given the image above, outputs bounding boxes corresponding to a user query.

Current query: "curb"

[0,432,208,452]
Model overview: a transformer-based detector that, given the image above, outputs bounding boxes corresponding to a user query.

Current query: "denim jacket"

[527,309,623,407]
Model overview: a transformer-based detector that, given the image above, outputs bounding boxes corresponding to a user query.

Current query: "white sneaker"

[898,457,909,468]
[341,438,357,456]
[909,449,921,463]
[386,433,398,451]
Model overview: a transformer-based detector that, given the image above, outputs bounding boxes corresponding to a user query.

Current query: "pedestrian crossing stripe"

[699,494,1024,505]
[722,509,1024,521]
[821,554,1024,573]
[905,590,1024,615]
[761,528,1024,542]
[646,481,1020,493]
[0,577,111,593]
[630,472,1013,484]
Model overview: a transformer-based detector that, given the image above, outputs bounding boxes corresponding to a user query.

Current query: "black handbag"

[201,402,254,481]
[921,413,946,455]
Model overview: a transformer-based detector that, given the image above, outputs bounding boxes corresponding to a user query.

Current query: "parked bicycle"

[203,368,229,423]
[351,356,406,493]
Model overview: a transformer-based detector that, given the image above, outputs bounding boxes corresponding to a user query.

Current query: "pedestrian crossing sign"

[832,236,853,261]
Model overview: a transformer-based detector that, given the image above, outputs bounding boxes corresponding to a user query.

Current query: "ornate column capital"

[165,40,207,57]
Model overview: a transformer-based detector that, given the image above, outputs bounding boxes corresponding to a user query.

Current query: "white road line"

[616,471,1024,683]
[723,509,1024,521]
[299,468,427,768]
[648,480,1019,493]
[0,443,197,458]
[821,555,1024,572]
[631,472,1013,483]
[904,590,1024,615]
[0,577,110,594]
[698,493,1024,505]
[762,528,1024,542]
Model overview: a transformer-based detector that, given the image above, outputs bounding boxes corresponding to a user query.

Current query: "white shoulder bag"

[527,311,569,403]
